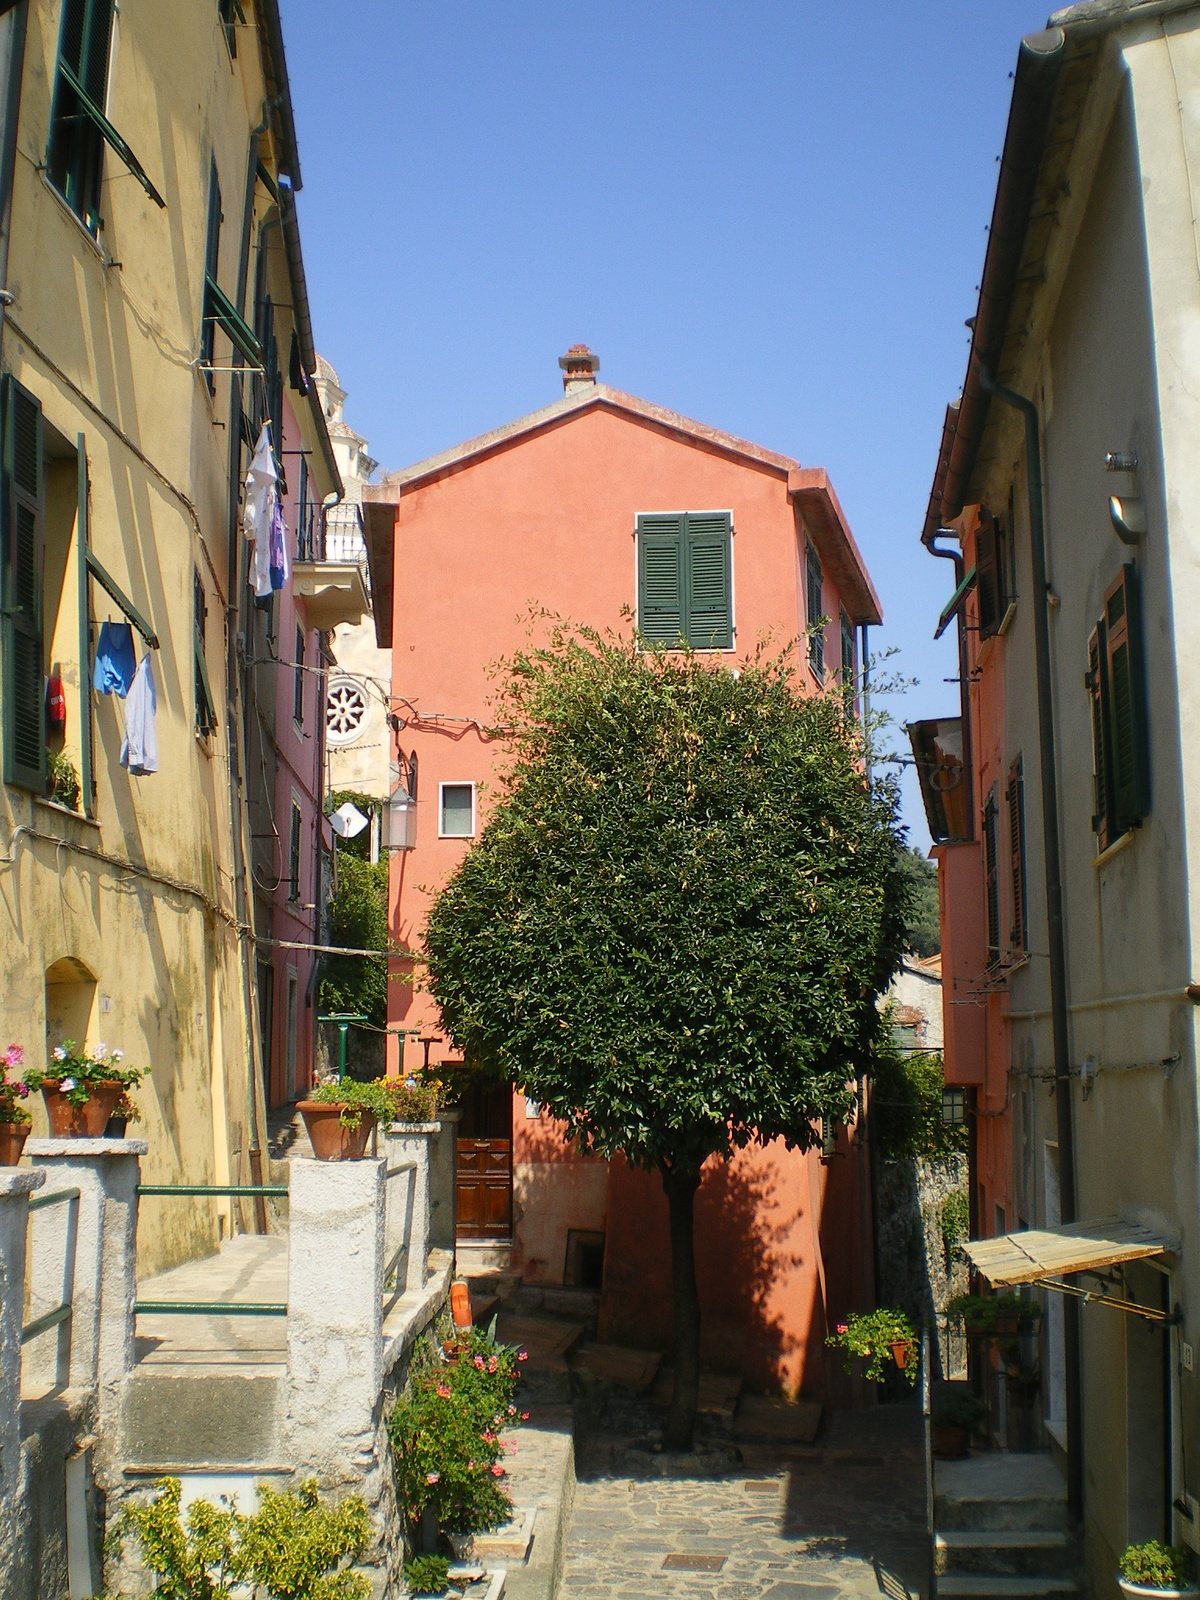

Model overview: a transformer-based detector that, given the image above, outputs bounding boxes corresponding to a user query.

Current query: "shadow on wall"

[599,1143,825,1397]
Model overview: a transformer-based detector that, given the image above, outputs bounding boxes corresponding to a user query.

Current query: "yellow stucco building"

[0,0,346,1271]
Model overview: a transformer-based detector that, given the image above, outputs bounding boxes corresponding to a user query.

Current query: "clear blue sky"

[282,0,1046,851]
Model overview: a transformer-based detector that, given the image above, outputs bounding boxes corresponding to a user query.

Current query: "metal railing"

[383,1160,417,1300]
[133,1183,289,1318]
[21,1187,81,1351]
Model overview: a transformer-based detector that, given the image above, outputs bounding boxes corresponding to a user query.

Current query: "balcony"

[292,558,370,631]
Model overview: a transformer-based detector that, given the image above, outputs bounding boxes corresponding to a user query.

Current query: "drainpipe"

[0,1,28,354]
[980,366,1082,1525]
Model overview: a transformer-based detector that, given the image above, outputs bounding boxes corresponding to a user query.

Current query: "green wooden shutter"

[1085,624,1114,850]
[684,513,732,650]
[1104,564,1150,829]
[637,514,684,645]
[1007,758,1027,954]
[982,788,1000,966]
[1,376,45,792]
[976,518,1002,641]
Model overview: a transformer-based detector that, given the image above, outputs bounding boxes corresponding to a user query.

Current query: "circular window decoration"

[326,676,368,744]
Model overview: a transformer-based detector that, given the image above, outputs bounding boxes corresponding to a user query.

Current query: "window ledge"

[39,172,109,264]
[33,796,100,837]
[1094,830,1136,870]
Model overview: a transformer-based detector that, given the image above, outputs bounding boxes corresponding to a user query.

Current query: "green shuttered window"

[1087,565,1150,851]
[1,376,45,793]
[637,512,732,650]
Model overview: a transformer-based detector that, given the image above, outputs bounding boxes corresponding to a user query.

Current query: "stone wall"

[874,1152,969,1379]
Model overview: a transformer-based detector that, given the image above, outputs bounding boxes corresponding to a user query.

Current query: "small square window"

[439,782,475,839]
[941,1086,966,1127]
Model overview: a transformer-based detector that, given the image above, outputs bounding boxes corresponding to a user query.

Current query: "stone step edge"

[123,1462,294,1477]
[937,1580,1081,1596]
[937,1533,1072,1549]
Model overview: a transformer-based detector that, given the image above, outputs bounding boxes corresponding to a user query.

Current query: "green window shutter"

[1086,624,1114,850]
[637,514,685,645]
[1007,757,1027,954]
[982,788,1000,966]
[806,543,825,676]
[684,513,732,650]
[201,160,223,376]
[976,518,1002,641]
[1104,564,1150,830]
[1,375,46,793]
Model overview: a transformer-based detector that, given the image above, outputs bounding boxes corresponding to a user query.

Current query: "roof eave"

[788,468,883,627]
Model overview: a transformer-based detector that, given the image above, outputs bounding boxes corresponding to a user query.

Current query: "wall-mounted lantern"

[387,751,418,851]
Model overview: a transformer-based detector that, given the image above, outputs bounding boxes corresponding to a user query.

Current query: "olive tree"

[423,626,907,1447]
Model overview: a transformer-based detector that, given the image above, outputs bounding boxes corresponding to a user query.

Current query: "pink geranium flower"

[473,1354,485,1370]
[426,1471,439,1484]
[436,1383,451,1398]
[490,1464,505,1477]
[4,1044,23,1068]
[517,1350,528,1361]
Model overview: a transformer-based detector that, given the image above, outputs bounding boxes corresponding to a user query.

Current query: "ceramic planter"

[41,1080,123,1138]
[0,1121,30,1164]
[892,1339,914,1372]
[104,1115,129,1138]
[297,1100,375,1160]
[1118,1583,1200,1600]
[931,1422,971,1459]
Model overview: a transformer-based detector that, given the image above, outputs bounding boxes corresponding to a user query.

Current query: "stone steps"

[933,1452,1079,1600]
[937,1577,1081,1600]
[936,1531,1077,1577]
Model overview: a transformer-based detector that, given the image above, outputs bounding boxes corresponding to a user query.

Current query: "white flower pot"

[1118,1580,1200,1600]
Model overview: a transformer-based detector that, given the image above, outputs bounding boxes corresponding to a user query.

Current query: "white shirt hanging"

[120,655,158,775]
[243,423,277,600]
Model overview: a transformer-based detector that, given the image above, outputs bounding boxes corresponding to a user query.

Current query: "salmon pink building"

[364,348,883,1396]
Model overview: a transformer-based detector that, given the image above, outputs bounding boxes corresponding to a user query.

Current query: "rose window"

[326,677,368,744]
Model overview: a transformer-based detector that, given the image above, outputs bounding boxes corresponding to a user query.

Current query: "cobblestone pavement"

[561,1403,927,1600]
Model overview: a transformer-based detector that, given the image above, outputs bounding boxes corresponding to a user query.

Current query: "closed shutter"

[806,544,825,676]
[1086,624,1113,850]
[1104,564,1150,829]
[637,514,684,645]
[1,376,45,792]
[1007,757,1027,954]
[983,789,1000,966]
[976,518,1002,640]
[685,513,732,650]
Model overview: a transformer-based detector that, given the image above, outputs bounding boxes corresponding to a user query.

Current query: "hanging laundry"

[93,621,137,697]
[269,495,290,592]
[242,422,277,601]
[120,655,158,776]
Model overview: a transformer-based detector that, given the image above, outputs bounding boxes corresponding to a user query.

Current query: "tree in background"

[319,791,389,1032]
[898,844,939,957]
[423,626,908,1448]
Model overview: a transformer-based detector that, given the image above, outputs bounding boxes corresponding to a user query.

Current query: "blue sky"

[282,0,1047,850]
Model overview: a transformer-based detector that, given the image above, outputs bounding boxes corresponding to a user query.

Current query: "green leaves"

[425,626,908,1177]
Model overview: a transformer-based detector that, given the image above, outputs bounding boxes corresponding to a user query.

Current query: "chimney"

[559,344,599,394]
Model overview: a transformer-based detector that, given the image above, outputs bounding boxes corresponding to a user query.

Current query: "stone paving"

[561,1403,927,1600]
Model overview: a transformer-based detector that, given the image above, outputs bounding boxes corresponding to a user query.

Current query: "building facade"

[364,347,884,1396]
[0,0,352,1266]
[913,1,1200,1585]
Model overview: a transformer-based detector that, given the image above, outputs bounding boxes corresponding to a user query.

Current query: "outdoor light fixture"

[387,751,419,851]
[941,1086,966,1127]
[1109,495,1146,545]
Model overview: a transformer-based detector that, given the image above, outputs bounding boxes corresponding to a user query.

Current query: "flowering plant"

[377,1075,441,1125]
[1,1045,32,1125]
[307,1075,395,1130]
[825,1307,918,1385]
[23,1041,147,1107]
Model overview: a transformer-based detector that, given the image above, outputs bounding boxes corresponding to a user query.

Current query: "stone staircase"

[935,1453,1081,1600]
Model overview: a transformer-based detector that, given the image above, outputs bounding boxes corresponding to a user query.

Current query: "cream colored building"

[0,0,347,1270]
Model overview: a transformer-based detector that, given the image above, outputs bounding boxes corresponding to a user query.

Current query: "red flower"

[473,1354,485,1369]
[517,1350,528,1362]
[490,1464,505,1477]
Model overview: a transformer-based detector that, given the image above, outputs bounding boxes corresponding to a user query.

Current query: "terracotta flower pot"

[41,1080,123,1138]
[297,1100,375,1160]
[0,1121,30,1164]
[450,1279,473,1329]
[892,1339,914,1371]
[931,1422,971,1460]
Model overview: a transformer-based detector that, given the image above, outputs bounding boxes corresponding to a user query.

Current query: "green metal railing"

[133,1182,288,1318]
[21,1188,80,1347]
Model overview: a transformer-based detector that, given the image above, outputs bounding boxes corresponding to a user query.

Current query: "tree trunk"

[663,1165,702,1451]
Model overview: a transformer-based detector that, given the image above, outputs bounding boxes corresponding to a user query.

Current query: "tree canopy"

[424,628,908,1177]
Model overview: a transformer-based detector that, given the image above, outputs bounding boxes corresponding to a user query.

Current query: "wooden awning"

[964,1217,1172,1286]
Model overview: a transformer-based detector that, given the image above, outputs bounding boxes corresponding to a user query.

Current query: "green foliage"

[24,1041,147,1106]
[1120,1542,1196,1589]
[387,1328,527,1539]
[1,1043,31,1124]
[112,1476,369,1600]
[385,1077,442,1124]
[870,1017,966,1163]
[49,747,81,810]
[326,790,383,861]
[404,1554,451,1594]
[946,1293,1041,1334]
[898,845,939,956]
[932,1388,990,1431]
[423,625,908,1180]
[319,841,389,1030]
[826,1307,917,1385]
[308,1076,395,1130]
[940,1189,969,1254]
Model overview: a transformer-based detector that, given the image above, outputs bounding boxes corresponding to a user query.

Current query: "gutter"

[256,0,302,191]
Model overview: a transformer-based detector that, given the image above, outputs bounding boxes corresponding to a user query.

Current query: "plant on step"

[308,1075,396,1130]
[1120,1542,1196,1590]
[23,1041,147,1105]
[931,1388,989,1431]
[945,1292,1041,1334]
[826,1308,918,1385]
[1,1045,31,1125]
[422,623,909,1451]
[110,1475,247,1597]
[404,1553,451,1594]
[379,1075,441,1124]
[48,747,81,810]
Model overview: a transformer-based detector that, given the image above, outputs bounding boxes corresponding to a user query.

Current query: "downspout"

[858,621,876,1315]
[980,366,1082,1525]
[0,0,28,349]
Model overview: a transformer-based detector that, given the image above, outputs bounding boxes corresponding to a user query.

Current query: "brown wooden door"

[456,1138,512,1237]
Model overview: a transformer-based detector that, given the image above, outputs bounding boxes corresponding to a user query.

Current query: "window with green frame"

[636,512,732,650]
[1,376,45,793]
[45,0,165,236]
[806,543,825,677]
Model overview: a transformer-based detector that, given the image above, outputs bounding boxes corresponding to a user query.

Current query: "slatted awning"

[964,1217,1172,1286]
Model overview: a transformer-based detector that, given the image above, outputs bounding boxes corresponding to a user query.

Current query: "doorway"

[456,1082,512,1239]
[1125,1262,1172,1544]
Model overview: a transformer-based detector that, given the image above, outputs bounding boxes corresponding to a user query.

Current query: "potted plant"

[23,1042,147,1138]
[1,1044,32,1164]
[946,1292,1040,1340]
[297,1077,395,1160]
[381,1074,441,1125]
[1119,1543,1199,1599]
[105,1088,143,1139]
[826,1307,919,1385]
[931,1388,989,1458]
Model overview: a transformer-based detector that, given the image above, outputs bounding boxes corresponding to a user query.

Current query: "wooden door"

[456,1084,512,1239]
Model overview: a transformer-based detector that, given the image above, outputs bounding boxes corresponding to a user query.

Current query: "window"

[1007,756,1027,956]
[194,568,217,736]
[200,161,222,388]
[293,624,305,726]
[1087,565,1150,851]
[45,0,165,235]
[1,375,45,792]
[218,0,242,56]
[983,786,1000,967]
[288,801,302,902]
[439,782,475,839]
[1086,624,1113,850]
[977,510,1017,642]
[326,675,367,744]
[840,609,856,704]
[805,543,825,677]
[636,512,732,650]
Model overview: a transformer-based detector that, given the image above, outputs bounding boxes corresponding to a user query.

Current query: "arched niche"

[44,957,98,1055]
